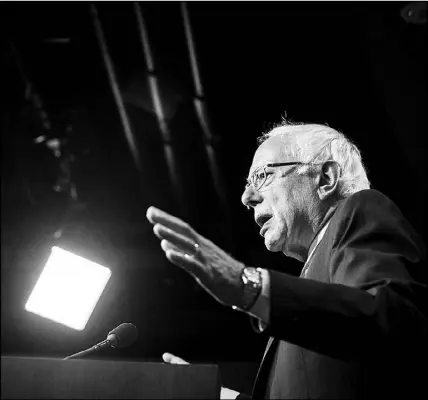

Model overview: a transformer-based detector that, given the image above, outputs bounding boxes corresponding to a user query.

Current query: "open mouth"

[256,214,272,236]
[256,214,272,227]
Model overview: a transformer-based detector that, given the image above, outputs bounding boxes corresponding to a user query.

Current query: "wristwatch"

[234,267,263,312]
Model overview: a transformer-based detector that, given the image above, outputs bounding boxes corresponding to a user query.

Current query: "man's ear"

[317,161,341,201]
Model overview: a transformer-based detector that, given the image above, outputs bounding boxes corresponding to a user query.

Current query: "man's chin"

[264,236,283,252]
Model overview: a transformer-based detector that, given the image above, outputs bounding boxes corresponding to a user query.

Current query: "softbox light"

[25,246,111,330]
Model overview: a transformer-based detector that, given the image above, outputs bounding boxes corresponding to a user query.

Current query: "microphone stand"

[63,339,112,360]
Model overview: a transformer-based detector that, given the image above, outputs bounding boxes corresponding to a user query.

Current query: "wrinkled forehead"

[249,136,296,173]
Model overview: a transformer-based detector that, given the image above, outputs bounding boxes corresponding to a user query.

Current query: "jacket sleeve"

[261,190,427,360]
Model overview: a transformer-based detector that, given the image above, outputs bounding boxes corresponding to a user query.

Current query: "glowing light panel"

[25,246,111,330]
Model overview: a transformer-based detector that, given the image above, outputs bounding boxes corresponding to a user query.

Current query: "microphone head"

[108,323,138,349]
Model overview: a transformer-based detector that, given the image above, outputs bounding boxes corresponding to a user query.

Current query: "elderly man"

[146,121,427,399]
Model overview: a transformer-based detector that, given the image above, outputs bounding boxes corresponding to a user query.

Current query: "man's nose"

[241,185,262,209]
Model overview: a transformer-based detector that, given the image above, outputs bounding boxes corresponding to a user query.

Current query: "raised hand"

[146,206,246,309]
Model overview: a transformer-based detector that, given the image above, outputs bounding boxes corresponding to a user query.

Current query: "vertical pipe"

[91,4,143,174]
[181,2,203,100]
[180,2,230,219]
[133,2,184,214]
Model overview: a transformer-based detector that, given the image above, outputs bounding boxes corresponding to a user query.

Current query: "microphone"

[63,323,138,360]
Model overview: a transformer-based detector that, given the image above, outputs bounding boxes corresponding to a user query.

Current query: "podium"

[1,356,221,399]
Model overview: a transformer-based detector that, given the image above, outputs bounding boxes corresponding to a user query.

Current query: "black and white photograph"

[1,1,427,398]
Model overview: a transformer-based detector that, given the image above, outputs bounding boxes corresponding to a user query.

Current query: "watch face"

[243,268,260,284]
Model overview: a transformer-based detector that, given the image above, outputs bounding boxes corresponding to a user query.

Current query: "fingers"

[162,352,189,365]
[154,224,198,256]
[160,239,180,253]
[147,206,194,237]
[161,241,201,271]
[146,206,162,224]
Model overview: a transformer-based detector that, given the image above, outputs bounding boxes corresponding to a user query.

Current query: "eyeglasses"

[246,162,303,191]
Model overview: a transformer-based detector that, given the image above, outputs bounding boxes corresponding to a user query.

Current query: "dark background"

[1,1,426,393]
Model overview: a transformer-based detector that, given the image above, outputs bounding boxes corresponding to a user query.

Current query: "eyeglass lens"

[253,167,266,190]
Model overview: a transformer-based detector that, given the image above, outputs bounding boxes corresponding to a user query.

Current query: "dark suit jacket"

[248,189,427,399]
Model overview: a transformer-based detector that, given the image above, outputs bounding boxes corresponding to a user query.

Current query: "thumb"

[162,352,189,365]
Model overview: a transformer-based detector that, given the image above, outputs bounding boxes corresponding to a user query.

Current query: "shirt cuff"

[221,387,240,399]
[248,268,270,325]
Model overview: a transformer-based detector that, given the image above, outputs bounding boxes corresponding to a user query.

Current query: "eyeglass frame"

[246,162,304,191]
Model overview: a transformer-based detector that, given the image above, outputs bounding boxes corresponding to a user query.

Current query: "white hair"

[258,121,371,197]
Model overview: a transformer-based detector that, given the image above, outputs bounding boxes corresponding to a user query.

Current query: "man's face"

[241,136,318,261]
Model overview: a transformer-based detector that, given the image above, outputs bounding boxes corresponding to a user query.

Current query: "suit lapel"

[252,337,279,398]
